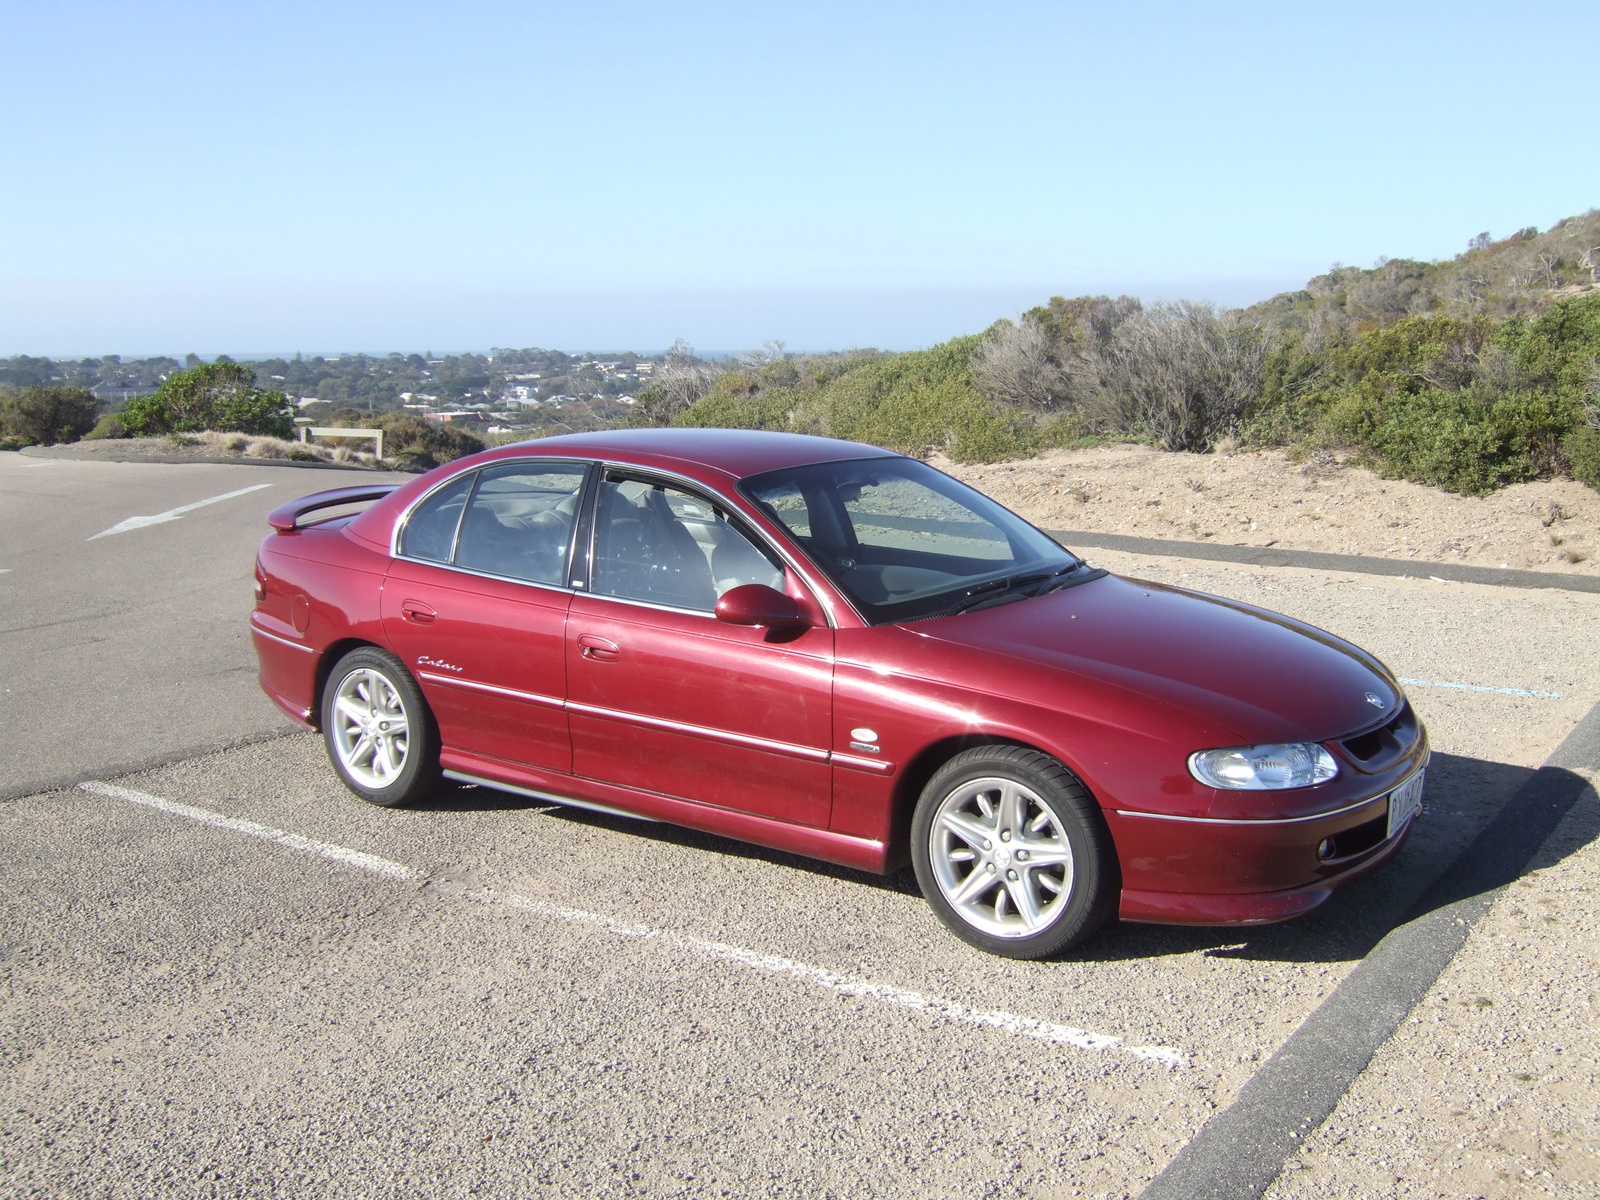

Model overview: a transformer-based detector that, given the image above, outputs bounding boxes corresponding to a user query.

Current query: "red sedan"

[251,429,1427,958]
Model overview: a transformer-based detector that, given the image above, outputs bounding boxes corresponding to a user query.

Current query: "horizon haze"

[4,1,1597,355]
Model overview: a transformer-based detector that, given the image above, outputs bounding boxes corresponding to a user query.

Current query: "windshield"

[741,456,1081,624]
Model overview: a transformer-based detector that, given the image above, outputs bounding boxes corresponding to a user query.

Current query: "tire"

[911,745,1118,959]
[320,647,441,807]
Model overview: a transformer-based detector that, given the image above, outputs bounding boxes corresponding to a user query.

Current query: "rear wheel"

[911,745,1117,959]
[321,647,440,807]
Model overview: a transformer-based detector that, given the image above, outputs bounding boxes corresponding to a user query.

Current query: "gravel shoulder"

[938,443,1600,577]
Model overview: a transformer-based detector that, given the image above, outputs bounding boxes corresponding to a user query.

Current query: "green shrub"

[674,377,799,431]
[1324,385,1574,494]
[1564,425,1600,490]
[668,335,1031,462]
[84,413,128,439]
[0,385,100,445]
[364,413,484,470]
[1495,294,1600,395]
[121,363,292,438]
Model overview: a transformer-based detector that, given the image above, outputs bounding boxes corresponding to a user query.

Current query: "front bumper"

[1109,757,1426,926]
[1117,816,1413,924]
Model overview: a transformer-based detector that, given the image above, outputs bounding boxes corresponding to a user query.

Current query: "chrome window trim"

[389,456,592,591]
[571,590,722,621]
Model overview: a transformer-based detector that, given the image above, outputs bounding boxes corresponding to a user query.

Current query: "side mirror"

[715,583,808,629]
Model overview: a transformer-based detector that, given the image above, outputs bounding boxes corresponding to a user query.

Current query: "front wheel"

[321,647,441,807]
[911,745,1118,959]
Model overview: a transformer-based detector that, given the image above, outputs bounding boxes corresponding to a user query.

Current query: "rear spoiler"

[266,484,401,532]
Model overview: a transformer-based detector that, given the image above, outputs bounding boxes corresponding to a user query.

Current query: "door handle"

[577,633,620,662]
[401,600,437,625]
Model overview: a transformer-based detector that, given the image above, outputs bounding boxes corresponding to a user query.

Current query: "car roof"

[498,428,899,479]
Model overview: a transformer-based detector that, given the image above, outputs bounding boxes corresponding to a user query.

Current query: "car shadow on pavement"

[415,779,931,895]
[411,751,1592,967]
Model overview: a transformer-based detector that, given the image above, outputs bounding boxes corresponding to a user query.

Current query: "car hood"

[914,573,1399,743]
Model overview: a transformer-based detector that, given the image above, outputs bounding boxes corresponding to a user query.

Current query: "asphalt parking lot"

[2,452,1597,1197]
[0,451,411,801]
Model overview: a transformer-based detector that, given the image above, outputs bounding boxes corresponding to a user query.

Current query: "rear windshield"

[741,456,1077,623]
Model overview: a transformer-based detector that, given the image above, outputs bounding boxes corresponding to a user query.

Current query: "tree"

[0,385,100,445]
[121,362,293,438]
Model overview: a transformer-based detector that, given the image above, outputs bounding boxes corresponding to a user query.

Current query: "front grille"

[1337,701,1419,773]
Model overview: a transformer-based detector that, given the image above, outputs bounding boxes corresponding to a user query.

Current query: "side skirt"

[439,749,888,874]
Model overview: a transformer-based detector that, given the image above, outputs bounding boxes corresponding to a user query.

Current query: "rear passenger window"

[453,462,587,585]
[398,474,473,563]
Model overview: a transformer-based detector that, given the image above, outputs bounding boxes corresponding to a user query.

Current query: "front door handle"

[401,599,437,625]
[577,633,620,662]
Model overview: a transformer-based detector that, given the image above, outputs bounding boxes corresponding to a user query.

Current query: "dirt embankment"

[936,444,1600,575]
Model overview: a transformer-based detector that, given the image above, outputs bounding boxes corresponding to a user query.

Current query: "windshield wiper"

[945,564,1078,616]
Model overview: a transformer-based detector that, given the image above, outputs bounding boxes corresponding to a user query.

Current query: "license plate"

[1386,769,1425,838]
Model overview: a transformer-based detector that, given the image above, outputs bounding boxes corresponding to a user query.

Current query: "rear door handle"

[577,633,620,662]
[401,600,437,625]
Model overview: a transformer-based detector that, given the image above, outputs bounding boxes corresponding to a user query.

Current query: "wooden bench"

[297,426,385,458]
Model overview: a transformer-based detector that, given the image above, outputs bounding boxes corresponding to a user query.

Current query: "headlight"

[1188,743,1339,790]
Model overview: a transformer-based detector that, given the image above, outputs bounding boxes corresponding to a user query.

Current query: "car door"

[381,459,590,773]
[565,471,835,827]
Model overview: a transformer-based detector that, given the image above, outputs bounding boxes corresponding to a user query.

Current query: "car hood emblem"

[1365,691,1385,708]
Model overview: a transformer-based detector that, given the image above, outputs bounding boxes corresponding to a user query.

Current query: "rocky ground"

[27,432,385,468]
[937,443,1600,576]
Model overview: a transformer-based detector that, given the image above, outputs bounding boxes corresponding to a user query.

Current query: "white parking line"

[1399,676,1562,699]
[494,890,1183,1065]
[77,779,1185,1068]
[86,483,272,540]
[77,781,414,878]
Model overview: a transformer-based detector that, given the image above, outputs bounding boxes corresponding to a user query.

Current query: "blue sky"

[3,0,1597,356]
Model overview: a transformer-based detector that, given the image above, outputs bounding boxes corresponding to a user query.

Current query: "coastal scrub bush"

[1323,385,1573,494]
[673,374,799,431]
[121,363,293,438]
[811,336,1032,462]
[1564,425,1600,489]
[1067,302,1268,452]
[84,413,128,439]
[670,334,1032,462]
[0,385,100,445]
[362,413,484,470]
